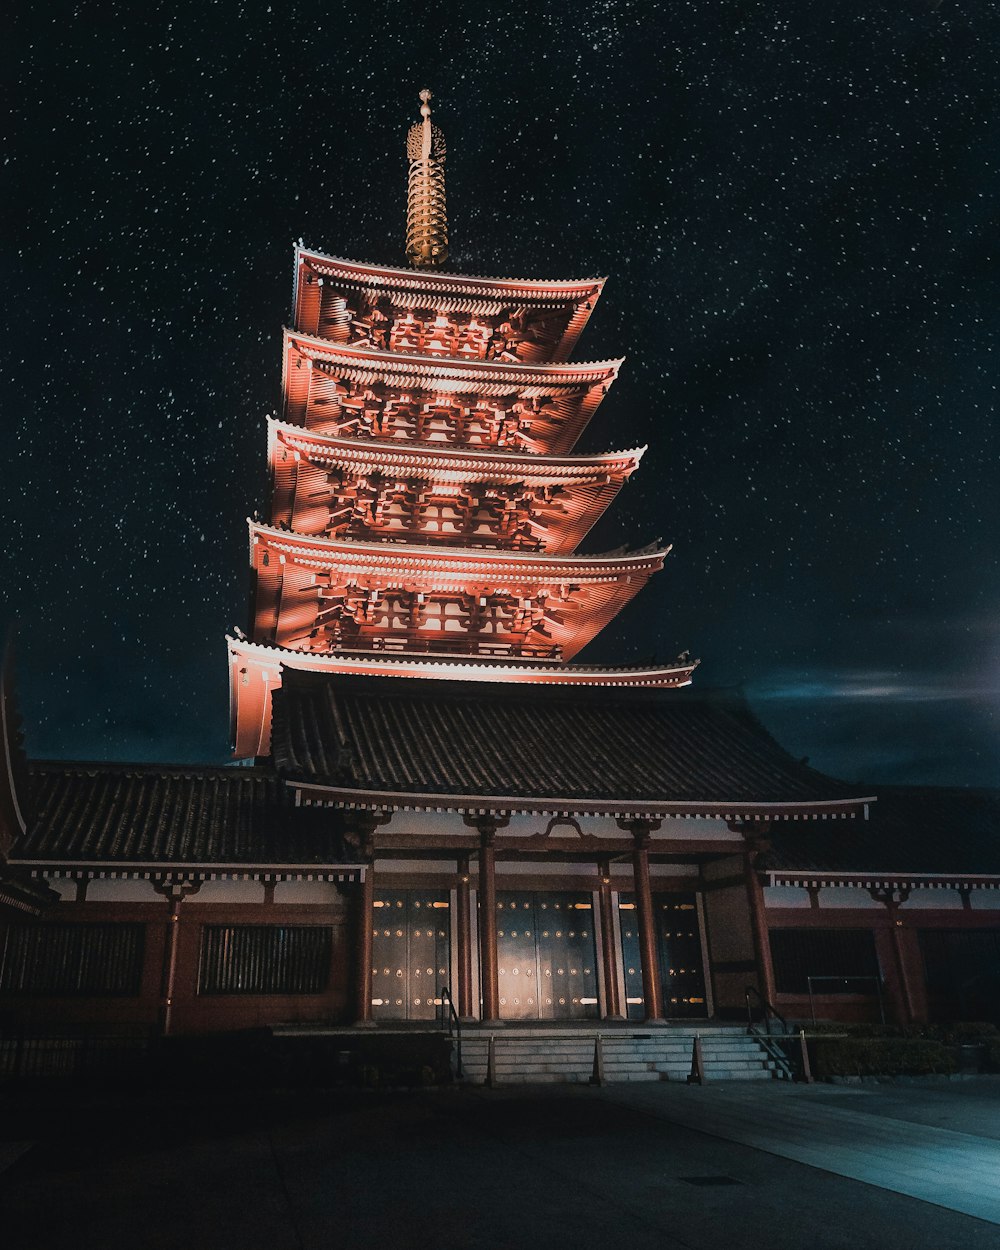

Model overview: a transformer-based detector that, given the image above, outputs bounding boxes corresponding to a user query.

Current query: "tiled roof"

[12,763,353,866]
[12,752,996,878]
[0,871,55,916]
[271,671,863,809]
[766,785,1000,876]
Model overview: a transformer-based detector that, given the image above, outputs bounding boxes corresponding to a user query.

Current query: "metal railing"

[744,984,790,1037]
[744,985,797,1080]
[438,985,463,1078]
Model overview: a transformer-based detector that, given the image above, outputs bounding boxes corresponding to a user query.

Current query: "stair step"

[453,1028,787,1085]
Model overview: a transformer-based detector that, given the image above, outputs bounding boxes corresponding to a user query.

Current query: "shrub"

[812,1037,957,1078]
[940,1022,999,1044]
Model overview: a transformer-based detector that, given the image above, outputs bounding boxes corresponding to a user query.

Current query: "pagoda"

[0,92,901,1045]
[229,90,697,759]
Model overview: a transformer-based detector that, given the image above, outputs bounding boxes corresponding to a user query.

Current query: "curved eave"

[290,782,874,823]
[227,636,697,760]
[281,329,621,456]
[294,245,606,298]
[268,422,645,554]
[267,418,646,480]
[282,327,622,389]
[249,520,669,580]
[292,247,603,361]
[1,643,27,846]
[229,636,695,686]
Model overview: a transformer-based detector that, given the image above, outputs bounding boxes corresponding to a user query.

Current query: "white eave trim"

[295,245,606,298]
[768,870,1000,891]
[14,860,365,881]
[290,783,876,821]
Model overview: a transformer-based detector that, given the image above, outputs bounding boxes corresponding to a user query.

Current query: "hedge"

[812,1037,957,1078]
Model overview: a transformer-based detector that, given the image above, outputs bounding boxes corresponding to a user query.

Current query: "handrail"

[439,985,463,1078]
[744,985,799,1081]
[744,984,790,1037]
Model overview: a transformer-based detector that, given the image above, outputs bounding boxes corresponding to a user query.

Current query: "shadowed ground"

[3,1079,1000,1249]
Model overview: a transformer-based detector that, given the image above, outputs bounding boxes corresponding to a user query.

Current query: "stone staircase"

[457,1026,793,1085]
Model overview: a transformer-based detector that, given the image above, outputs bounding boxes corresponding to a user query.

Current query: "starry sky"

[4,1,999,786]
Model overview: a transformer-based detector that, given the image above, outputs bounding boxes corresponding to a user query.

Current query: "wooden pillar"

[873,888,914,1025]
[162,896,182,1037]
[478,829,500,1022]
[153,878,200,1037]
[456,854,474,1020]
[745,847,777,1006]
[891,922,916,1024]
[633,836,664,1021]
[355,860,376,1025]
[727,820,777,1006]
[465,814,508,1023]
[347,812,389,1027]
[620,819,664,1022]
[598,862,623,1020]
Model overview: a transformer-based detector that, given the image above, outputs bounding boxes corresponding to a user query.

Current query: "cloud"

[746,672,999,786]
[748,669,1000,705]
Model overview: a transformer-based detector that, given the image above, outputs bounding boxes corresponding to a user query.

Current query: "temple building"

[2,93,999,1054]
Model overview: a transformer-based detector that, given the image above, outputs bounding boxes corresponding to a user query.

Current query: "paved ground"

[3,1078,1000,1249]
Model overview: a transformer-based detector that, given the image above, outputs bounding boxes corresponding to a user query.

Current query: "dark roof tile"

[271,671,860,807]
[13,763,353,866]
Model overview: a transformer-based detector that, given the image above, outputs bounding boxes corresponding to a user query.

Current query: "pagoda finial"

[405,88,449,269]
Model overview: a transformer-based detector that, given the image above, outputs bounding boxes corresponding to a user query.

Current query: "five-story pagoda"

[0,91,873,1039]
[229,91,696,760]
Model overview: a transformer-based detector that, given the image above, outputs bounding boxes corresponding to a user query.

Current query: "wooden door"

[497,892,599,1021]
[619,892,707,1020]
[371,890,450,1021]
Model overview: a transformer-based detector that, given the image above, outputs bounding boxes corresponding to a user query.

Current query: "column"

[478,827,500,1022]
[345,812,389,1026]
[463,814,508,1023]
[872,888,914,1025]
[162,895,182,1037]
[456,853,474,1020]
[355,858,376,1025]
[598,862,623,1019]
[744,842,777,1006]
[153,877,200,1037]
[623,820,665,1022]
[890,922,916,1024]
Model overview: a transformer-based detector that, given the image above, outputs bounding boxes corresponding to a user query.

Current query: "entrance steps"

[458,1027,790,1085]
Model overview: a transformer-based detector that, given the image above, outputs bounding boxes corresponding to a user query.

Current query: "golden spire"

[405,88,449,269]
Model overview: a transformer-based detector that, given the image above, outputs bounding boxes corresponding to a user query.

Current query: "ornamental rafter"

[267,419,646,555]
[248,522,668,664]
[292,245,604,364]
[280,329,620,455]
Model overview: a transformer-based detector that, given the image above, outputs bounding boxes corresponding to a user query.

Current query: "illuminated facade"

[4,94,997,1058]
[228,112,700,758]
[217,95,865,1032]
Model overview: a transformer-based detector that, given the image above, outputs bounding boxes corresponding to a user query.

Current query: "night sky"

[4,2,999,786]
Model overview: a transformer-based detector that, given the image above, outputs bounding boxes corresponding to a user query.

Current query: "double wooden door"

[371,890,450,1021]
[619,892,707,1019]
[496,891,600,1021]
